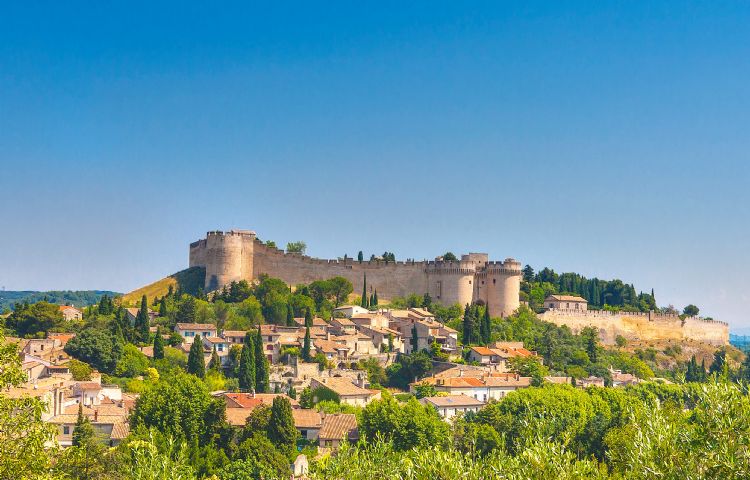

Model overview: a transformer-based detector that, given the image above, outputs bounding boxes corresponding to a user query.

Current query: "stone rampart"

[540,309,729,346]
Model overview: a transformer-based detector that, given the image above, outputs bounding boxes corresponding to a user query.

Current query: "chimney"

[94,410,98,422]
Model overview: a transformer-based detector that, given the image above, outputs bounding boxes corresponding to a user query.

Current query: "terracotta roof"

[58,305,80,312]
[293,409,323,429]
[313,339,349,354]
[313,378,374,397]
[422,394,486,408]
[318,413,358,441]
[203,336,226,343]
[544,376,572,384]
[222,330,249,338]
[470,346,496,356]
[111,422,130,439]
[225,408,254,426]
[224,393,299,409]
[75,382,102,390]
[416,374,532,389]
[175,323,216,330]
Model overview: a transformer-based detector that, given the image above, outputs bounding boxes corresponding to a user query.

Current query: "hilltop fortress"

[187,229,728,345]
[189,230,522,317]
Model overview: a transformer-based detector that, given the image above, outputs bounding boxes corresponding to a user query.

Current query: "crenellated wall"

[539,309,729,346]
[188,230,522,317]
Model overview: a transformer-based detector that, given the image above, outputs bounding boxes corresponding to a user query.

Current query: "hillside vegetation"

[0,290,119,312]
[121,267,205,305]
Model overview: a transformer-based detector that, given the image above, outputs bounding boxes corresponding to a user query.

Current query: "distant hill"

[730,333,750,352]
[0,290,120,312]
[121,267,205,305]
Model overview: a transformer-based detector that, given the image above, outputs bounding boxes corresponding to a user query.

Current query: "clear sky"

[1,2,749,329]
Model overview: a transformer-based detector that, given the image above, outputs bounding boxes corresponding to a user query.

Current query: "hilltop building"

[189,230,522,317]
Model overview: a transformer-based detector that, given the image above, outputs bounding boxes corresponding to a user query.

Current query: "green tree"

[267,396,298,455]
[65,328,123,374]
[130,373,225,443]
[443,252,458,262]
[414,382,437,399]
[358,251,363,263]
[683,304,700,317]
[68,359,93,381]
[0,333,60,478]
[153,327,165,360]
[187,338,206,379]
[286,241,307,254]
[209,345,221,372]
[254,327,270,393]
[116,343,150,377]
[508,356,549,386]
[6,301,64,337]
[581,326,600,364]
[302,325,312,361]
[304,307,313,327]
[238,333,256,392]
[286,303,295,327]
[72,403,94,447]
[410,324,418,353]
[135,295,151,343]
[360,274,369,308]
[462,304,475,345]
[176,296,197,324]
[360,393,450,451]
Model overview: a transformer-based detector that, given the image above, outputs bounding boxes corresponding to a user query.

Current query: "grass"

[121,267,205,305]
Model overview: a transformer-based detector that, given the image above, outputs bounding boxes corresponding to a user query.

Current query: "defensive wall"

[540,309,729,346]
[189,230,522,317]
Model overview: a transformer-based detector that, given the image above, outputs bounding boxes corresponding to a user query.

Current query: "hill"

[121,267,205,305]
[0,290,120,312]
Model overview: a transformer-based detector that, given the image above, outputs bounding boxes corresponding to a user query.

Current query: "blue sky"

[1,2,749,328]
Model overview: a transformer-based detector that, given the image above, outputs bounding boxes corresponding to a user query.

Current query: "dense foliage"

[0,290,119,312]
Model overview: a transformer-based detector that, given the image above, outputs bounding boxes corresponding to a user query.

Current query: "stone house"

[544,295,588,311]
[318,413,359,450]
[310,377,381,407]
[412,372,532,402]
[420,394,486,420]
[58,305,82,321]
[175,323,217,343]
[333,305,370,318]
[293,409,323,441]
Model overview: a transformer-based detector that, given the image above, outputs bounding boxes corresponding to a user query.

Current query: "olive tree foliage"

[0,334,59,479]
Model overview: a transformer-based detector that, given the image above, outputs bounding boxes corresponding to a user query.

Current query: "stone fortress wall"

[540,309,729,346]
[189,230,522,317]
[189,230,728,345]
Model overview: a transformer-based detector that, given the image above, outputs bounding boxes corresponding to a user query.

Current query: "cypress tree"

[483,306,492,344]
[187,337,206,379]
[387,333,394,353]
[238,332,256,392]
[286,304,295,327]
[254,327,270,393]
[304,307,313,328]
[288,386,297,399]
[209,345,221,372]
[135,295,150,343]
[302,326,312,361]
[72,403,95,447]
[462,304,474,345]
[159,297,168,318]
[369,293,375,307]
[373,289,378,306]
[153,327,165,360]
[411,323,419,353]
[361,273,369,308]
[358,251,363,263]
[267,397,298,454]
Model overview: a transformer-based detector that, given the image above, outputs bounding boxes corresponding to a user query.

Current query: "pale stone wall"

[189,231,521,317]
[540,309,729,346]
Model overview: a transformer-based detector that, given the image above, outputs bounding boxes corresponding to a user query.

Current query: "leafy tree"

[443,252,458,262]
[299,387,314,408]
[187,338,206,379]
[414,382,437,399]
[286,241,307,254]
[153,327,165,360]
[135,295,151,343]
[683,304,700,317]
[229,434,291,479]
[65,328,123,374]
[508,356,549,386]
[254,328,270,393]
[328,276,353,307]
[0,333,59,478]
[286,304,295,326]
[267,397,298,454]
[581,326,600,364]
[386,351,432,389]
[238,333,256,392]
[68,359,93,381]
[360,393,450,451]
[176,296,197,324]
[6,301,64,337]
[522,264,535,282]
[462,304,475,345]
[72,403,94,447]
[116,344,150,377]
[130,373,225,443]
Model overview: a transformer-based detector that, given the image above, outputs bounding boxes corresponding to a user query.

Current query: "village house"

[58,305,83,321]
[317,413,359,450]
[467,342,538,372]
[544,294,588,311]
[310,377,381,407]
[412,372,532,401]
[329,317,357,336]
[313,338,350,362]
[175,323,217,342]
[332,305,370,318]
[221,392,299,426]
[124,307,159,324]
[388,309,458,355]
[358,324,404,353]
[420,394,486,420]
[292,408,323,441]
[609,368,640,387]
[202,336,230,364]
[577,376,606,388]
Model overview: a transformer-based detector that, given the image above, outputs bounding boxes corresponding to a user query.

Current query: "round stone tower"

[201,230,255,291]
[486,258,522,317]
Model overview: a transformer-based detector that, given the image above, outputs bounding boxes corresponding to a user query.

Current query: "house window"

[63,426,70,435]
[300,429,308,437]
[493,279,496,284]
[266,345,273,351]
[325,440,332,447]
[218,344,224,352]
